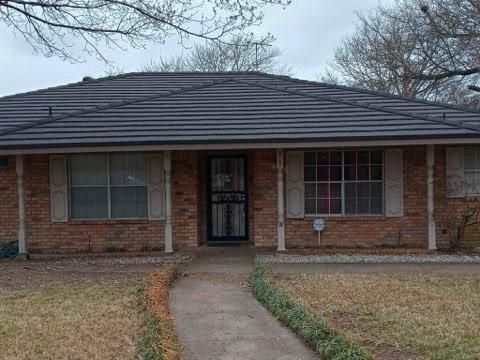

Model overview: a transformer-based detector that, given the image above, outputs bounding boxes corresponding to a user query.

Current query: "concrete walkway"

[170,247,317,360]
[170,247,480,359]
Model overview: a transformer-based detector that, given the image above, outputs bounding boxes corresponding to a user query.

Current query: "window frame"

[0,156,8,169]
[68,153,148,220]
[304,149,385,217]
[464,147,480,195]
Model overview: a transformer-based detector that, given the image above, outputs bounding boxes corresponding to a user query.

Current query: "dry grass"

[0,280,143,360]
[274,273,480,360]
[0,256,183,360]
[142,264,181,360]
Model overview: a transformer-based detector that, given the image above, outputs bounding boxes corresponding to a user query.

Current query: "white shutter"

[286,151,304,218]
[50,155,68,222]
[446,147,465,198]
[385,148,404,217]
[147,153,165,220]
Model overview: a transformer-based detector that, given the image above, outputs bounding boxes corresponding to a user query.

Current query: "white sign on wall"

[313,218,325,232]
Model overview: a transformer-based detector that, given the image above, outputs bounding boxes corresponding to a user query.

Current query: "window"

[304,150,384,215]
[0,156,8,169]
[69,153,148,219]
[464,148,480,194]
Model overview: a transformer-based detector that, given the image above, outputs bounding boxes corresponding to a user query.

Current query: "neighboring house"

[0,72,479,254]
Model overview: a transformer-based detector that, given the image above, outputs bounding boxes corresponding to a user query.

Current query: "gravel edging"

[61,254,191,266]
[0,254,192,267]
[257,254,480,264]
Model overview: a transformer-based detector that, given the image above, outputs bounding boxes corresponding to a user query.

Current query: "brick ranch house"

[0,72,480,254]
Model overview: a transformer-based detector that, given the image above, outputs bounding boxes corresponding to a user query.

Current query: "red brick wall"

[251,147,431,249]
[172,151,199,248]
[0,152,200,253]
[251,150,277,247]
[2,146,480,252]
[434,146,480,250]
[285,148,427,248]
[0,156,18,246]
[23,155,165,252]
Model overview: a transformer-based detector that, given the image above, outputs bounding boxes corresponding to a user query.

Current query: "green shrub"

[0,241,18,258]
[137,310,162,360]
[249,263,371,360]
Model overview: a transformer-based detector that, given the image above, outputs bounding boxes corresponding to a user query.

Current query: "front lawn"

[0,256,181,360]
[0,280,142,359]
[273,273,480,359]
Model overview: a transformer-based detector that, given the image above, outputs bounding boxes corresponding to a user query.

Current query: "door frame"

[206,154,249,243]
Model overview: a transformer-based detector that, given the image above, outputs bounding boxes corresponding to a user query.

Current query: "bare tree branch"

[322,0,480,109]
[140,35,292,75]
[437,180,480,250]
[468,85,480,93]
[0,0,292,62]
[413,68,480,81]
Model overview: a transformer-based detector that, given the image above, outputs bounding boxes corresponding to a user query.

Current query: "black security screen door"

[207,156,248,242]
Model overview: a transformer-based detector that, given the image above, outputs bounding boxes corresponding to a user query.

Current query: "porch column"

[16,155,27,255]
[426,145,437,250]
[276,149,286,251]
[164,151,173,253]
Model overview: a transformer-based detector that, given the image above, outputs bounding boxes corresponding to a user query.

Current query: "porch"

[0,144,461,254]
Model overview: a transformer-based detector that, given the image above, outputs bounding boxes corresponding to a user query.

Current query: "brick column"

[252,150,277,247]
[172,151,200,247]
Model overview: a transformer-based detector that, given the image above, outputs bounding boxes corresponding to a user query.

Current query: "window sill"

[464,194,480,199]
[67,218,154,225]
[303,215,386,221]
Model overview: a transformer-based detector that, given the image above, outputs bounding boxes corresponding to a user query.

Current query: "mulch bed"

[0,255,179,291]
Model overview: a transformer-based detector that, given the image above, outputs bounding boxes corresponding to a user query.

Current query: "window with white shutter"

[446,147,465,198]
[286,151,304,218]
[49,153,165,221]
[50,155,69,222]
[384,149,404,217]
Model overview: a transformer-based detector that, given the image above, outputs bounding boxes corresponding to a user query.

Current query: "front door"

[207,156,248,243]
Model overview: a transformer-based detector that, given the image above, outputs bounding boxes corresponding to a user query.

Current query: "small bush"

[249,263,371,360]
[0,241,18,258]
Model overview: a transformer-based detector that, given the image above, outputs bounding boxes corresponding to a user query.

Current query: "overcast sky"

[0,0,391,97]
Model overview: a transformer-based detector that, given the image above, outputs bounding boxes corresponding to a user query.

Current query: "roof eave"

[1,134,480,155]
